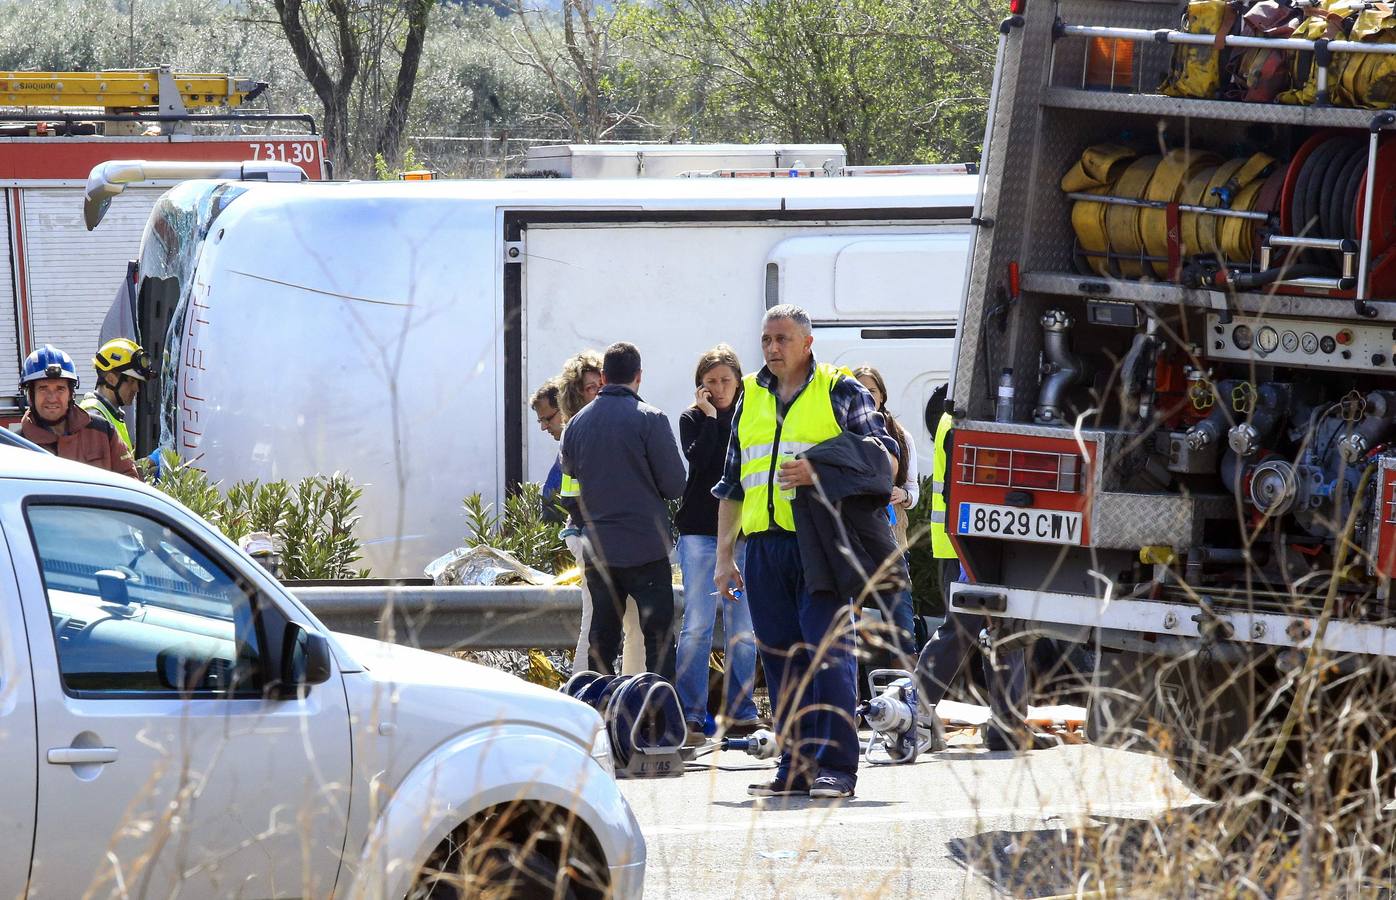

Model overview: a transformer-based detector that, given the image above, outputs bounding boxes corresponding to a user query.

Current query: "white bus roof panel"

[524,143,849,178]
[248,173,978,214]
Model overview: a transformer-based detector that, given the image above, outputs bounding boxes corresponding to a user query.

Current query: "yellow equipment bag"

[1230,1,1299,102]
[1160,0,1240,99]
[1342,7,1396,108]
[1280,1,1355,105]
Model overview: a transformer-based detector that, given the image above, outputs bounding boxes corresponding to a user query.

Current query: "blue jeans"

[744,532,860,782]
[889,586,917,660]
[675,535,758,725]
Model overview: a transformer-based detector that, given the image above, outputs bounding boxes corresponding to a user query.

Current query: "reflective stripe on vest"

[80,395,131,450]
[930,411,955,559]
[560,473,581,498]
[736,363,844,535]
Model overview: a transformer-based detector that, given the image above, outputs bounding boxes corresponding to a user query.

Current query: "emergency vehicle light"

[957,444,1081,493]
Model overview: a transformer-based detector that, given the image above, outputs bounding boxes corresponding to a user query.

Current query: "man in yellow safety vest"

[713,304,901,801]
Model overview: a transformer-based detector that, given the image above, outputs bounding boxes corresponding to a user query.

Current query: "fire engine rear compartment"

[951,0,1396,644]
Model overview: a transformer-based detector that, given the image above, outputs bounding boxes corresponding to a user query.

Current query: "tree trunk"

[374,0,433,168]
[324,92,353,178]
[273,0,360,177]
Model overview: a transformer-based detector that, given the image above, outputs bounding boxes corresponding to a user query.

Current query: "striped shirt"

[711,358,897,501]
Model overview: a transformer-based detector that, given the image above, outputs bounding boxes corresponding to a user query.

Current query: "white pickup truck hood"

[331,633,602,763]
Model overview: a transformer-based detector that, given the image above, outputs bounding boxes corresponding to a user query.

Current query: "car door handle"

[47,747,119,766]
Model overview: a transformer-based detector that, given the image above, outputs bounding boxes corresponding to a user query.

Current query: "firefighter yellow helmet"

[94,337,154,382]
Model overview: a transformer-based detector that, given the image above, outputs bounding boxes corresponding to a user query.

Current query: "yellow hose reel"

[1066,145,1276,279]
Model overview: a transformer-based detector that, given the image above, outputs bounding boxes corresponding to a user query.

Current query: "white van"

[97,172,974,576]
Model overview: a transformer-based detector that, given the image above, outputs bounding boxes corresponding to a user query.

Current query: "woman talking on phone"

[674,344,763,745]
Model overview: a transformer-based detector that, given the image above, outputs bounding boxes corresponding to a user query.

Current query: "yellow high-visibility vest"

[736,363,844,535]
[930,411,955,559]
[80,393,132,453]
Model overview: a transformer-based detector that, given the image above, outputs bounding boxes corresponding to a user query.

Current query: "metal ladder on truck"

[0,66,269,135]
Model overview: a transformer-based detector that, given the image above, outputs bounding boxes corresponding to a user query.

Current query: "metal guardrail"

[293,583,944,654]
[292,584,685,651]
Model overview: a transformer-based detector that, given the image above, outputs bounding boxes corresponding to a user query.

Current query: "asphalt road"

[618,730,1201,899]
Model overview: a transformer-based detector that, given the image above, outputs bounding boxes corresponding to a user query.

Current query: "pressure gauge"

[1256,326,1279,354]
[1281,330,1299,353]
[1301,332,1319,354]
[1232,324,1253,351]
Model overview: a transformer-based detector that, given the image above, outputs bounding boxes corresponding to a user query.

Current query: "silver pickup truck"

[0,436,643,898]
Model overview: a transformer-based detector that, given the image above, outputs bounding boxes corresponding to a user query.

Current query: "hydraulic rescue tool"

[857,669,943,765]
[718,730,780,759]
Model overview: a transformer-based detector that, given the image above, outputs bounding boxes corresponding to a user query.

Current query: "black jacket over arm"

[791,432,906,603]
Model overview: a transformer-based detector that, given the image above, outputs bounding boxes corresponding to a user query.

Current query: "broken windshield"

[133,180,247,459]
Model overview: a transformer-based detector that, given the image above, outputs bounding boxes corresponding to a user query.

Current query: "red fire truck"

[0,67,324,419]
[947,0,1396,808]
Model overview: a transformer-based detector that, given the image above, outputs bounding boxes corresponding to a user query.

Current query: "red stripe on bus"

[0,138,326,181]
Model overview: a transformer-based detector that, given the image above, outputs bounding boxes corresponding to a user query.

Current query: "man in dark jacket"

[791,431,906,605]
[561,341,687,680]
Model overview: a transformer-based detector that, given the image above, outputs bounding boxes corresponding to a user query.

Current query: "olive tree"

[623,0,1003,164]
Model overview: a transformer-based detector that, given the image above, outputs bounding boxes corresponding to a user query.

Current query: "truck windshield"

[134,180,247,458]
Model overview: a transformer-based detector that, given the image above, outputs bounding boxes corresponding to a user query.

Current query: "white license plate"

[956,502,1083,545]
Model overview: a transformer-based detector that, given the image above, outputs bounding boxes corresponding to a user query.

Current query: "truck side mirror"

[275,622,333,698]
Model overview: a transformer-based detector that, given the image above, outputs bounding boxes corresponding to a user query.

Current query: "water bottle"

[996,368,1016,423]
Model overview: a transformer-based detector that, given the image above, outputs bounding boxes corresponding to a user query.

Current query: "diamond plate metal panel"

[956,8,1054,421]
[1022,271,1396,322]
[1042,87,1387,129]
[1090,492,1233,548]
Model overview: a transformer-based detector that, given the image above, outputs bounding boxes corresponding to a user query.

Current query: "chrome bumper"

[948,582,1396,656]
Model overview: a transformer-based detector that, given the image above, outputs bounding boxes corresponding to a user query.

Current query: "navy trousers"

[744,532,860,781]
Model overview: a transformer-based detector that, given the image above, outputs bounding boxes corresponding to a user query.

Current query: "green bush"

[462,483,571,575]
[147,452,370,580]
